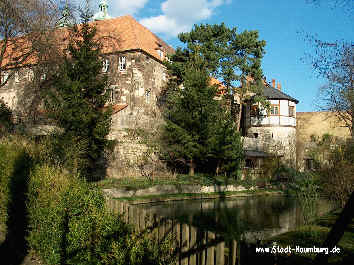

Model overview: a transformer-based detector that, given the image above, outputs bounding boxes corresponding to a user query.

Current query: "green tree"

[168,23,267,132]
[161,53,243,176]
[0,99,13,136]
[45,9,113,180]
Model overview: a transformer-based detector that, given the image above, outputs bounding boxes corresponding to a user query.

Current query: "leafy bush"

[26,164,175,265]
[0,100,13,136]
[318,140,354,207]
[0,141,30,239]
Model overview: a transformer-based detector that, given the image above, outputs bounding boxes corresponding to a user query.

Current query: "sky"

[87,0,353,112]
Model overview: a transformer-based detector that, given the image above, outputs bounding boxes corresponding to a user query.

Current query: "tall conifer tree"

[45,8,113,180]
[161,54,243,176]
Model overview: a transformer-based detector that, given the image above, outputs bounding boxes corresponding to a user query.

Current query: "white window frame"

[269,105,279,116]
[27,69,34,81]
[14,72,20,83]
[118,56,126,71]
[157,49,164,59]
[145,90,151,103]
[1,71,9,84]
[102,59,109,73]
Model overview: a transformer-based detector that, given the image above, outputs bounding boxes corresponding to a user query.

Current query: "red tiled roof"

[92,15,174,61]
[0,15,174,69]
[112,103,128,114]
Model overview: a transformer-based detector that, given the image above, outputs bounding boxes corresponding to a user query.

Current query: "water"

[136,195,335,243]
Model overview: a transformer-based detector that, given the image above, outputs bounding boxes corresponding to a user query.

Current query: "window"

[157,49,164,59]
[289,106,294,117]
[106,88,114,103]
[40,73,46,81]
[27,69,34,81]
[270,105,279,115]
[245,159,255,168]
[102,59,109,73]
[1,71,9,84]
[118,56,126,71]
[145,90,151,103]
[14,72,20,83]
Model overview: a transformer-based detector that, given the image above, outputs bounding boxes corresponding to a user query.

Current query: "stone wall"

[106,50,168,178]
[296,111,351,170]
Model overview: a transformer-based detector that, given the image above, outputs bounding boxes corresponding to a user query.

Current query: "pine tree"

[161,54,243,176]
[170,23,267,132]
[45,10,113,180]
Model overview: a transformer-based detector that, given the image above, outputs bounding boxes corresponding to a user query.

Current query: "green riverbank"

[263,209,354,265]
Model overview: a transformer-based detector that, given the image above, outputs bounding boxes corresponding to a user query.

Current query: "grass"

[263,209,354,264]
[111,189,282,203]
[93,173,257,191]
[94,174,262,190]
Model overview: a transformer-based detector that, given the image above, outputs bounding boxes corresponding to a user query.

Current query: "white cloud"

[100,0,148,16]
[140,0,231,38]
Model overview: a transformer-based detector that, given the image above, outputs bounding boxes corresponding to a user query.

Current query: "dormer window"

[157,49,164,59]
[119,56,126,71]
[102,59,109,73]
[14,72,20,83]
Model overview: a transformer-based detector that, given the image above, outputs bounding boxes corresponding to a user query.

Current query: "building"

[0,1,299,177]
[241,79,299,169]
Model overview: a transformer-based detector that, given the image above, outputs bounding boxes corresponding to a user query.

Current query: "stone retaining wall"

[103,184,255,198]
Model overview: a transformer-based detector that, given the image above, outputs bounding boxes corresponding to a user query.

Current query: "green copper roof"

[93,0,112,21]
[57,2,73,28]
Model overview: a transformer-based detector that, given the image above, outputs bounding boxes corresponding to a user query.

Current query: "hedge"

[26,164,175,265]
[0,141,31,241]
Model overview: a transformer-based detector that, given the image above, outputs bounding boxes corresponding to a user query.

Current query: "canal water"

[136,195,336,243]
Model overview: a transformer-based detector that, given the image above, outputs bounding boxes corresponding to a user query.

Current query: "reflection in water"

[137,196,335,243]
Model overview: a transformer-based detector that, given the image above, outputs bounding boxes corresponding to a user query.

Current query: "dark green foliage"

[167,23,267,130]
[0,140,33,264]
[44,11,113,180]
[0,100,13,136]
[161,54,243,176]
[26,164,175,265]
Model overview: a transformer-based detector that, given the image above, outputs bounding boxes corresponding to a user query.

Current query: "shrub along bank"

[0,139,175,265]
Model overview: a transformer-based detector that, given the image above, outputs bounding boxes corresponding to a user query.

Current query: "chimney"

[272,79,275,88]
[277,82,281,91]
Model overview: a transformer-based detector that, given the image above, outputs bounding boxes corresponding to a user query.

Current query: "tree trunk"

[236,101,243,132]
[189,159,195,176]
[216,160,221,176]
[314,191,354,265]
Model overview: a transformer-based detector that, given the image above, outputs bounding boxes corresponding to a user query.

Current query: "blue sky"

[89,0,353,112]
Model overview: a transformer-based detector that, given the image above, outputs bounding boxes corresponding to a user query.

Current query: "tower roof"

[262,84,299,104]
[93,0,112,21]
